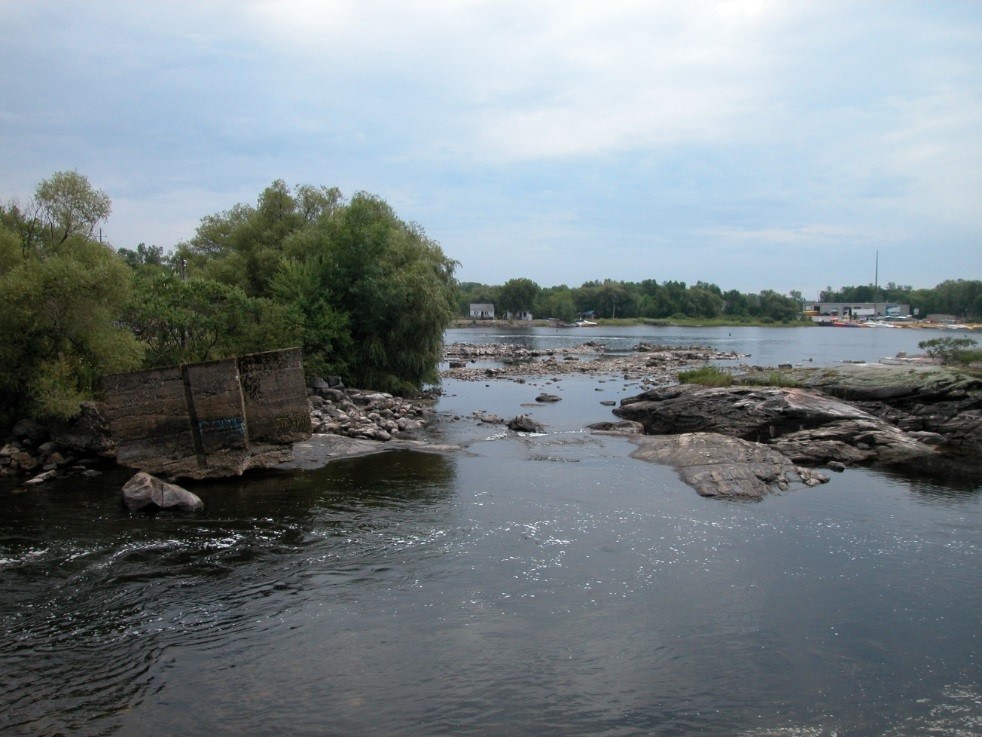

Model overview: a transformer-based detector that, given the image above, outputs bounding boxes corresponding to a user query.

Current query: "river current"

[1,325,979,736]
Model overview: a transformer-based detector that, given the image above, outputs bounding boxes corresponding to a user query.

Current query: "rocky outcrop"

[740,364,982,458]
[1,418,108,482]
[122,472,204,513]
[53,401,115,456]
[613,384,938,468]
[629,432,829,500]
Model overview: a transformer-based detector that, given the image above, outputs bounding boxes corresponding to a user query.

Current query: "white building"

[469,303,495,319]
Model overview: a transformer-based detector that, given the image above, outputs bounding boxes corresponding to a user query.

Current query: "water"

[445,323,957,367]
[1,326,979,736]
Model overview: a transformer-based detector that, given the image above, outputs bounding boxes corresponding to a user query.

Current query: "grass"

[679,365,804,389]
[677,365,734,387]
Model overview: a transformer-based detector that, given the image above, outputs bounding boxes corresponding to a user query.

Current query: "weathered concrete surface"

[122,472,204,513]
[629,432,829,500]
[104,348,311,480]
[613,384,938,468]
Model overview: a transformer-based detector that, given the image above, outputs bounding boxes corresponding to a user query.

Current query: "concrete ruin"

[103,348,311,479]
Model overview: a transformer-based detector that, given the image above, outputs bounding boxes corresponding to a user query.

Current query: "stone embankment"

[443,342,746,382]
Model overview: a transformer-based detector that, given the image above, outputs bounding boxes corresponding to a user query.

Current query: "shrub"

[918,337,980,365]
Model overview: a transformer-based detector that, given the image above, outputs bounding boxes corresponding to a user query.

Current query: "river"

[1,325,979,736]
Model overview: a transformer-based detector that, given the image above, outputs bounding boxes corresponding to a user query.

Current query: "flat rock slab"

[281,434,462,470]
[629,432,828,500]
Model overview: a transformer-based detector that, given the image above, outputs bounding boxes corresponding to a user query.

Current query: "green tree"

[314,193,458,392]
[497,278,540,317]
[124,271,301,367]
[0,224,142,424]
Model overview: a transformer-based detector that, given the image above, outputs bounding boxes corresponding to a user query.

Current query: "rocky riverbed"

[443,341,747,383]
[4,341,979,503]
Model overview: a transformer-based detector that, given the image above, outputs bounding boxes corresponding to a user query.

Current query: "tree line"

[461,278,806,323]
[463,277,981,323]
[0,172,457,427]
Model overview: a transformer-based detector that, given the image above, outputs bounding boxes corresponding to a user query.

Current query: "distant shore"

[449,317,980,330]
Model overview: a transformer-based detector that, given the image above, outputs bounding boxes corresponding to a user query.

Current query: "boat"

[576,320,598,327]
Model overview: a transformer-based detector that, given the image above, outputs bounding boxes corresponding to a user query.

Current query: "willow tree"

[315,193,458,393]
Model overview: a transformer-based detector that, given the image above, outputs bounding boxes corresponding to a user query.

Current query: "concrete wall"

[104,348,311,479]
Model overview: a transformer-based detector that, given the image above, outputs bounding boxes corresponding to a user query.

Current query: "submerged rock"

[507,415,545,433]
[629,432,829,500]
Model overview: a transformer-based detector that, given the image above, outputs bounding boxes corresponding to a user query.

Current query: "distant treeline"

[461,279,805,323]
[461,278,981,322]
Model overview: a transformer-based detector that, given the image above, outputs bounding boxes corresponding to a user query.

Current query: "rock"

[614,384,938,468]
[52,401,115,456]
[507,415,545,433]
[535,393,562,403]
[827,461,846,472]
[25,469,58,485]
[12,418,49,445]
[11,451,38,472]
[587,420,645,435]
[629,432,829,500]
[121,472,204,513]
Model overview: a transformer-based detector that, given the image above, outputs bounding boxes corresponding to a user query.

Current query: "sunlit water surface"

[1,326,979,736]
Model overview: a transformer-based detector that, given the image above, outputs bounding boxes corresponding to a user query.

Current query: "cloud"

[0,1,979,294]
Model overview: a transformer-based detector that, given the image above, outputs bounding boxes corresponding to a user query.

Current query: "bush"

[918,337,980,365]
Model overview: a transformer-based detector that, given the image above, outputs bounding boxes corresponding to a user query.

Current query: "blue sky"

[1,1,980,298]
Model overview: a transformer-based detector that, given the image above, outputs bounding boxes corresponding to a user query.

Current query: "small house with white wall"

[469,303,495,319]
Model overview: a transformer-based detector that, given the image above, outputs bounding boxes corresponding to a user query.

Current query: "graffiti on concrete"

[103,348,311,480]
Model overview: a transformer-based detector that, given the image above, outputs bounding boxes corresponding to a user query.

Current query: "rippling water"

[1,326,980,736]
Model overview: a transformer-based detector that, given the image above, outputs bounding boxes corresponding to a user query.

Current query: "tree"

[124,271,302,367]
[4,171,112,252]
[315,193,458,392]
[497,278,540,317]
[0,222,142,424]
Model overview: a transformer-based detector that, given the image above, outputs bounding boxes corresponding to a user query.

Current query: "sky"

[1,1,980,298]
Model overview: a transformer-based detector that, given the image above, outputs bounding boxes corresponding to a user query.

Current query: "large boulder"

[613,384,937,468]
[122,472,204,513]
[629,432,828,500]
[11,418,49,446]
[53,401,115,456]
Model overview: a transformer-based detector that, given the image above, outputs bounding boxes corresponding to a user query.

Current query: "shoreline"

[450,318,980,330]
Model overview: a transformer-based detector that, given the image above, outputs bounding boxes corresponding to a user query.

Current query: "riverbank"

[451,317,982,330]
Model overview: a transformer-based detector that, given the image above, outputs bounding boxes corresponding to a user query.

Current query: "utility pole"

[874,250,879,316]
